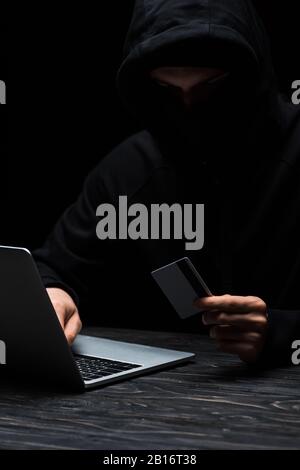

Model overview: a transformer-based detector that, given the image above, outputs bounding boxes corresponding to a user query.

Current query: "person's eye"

[154,80,179,92]
[156,80,170,88]
[206,72,230,85]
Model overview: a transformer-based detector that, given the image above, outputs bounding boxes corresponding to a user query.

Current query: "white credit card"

[151,257,212,319]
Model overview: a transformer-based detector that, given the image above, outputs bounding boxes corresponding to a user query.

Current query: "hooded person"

[33,0,300,364]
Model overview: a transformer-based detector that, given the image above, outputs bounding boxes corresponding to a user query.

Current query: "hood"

[117,0,282,155]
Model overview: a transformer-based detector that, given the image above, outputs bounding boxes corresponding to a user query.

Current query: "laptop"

[0,246,195,391]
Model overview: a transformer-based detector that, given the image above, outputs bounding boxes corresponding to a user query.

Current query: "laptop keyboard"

[74,355,142,382]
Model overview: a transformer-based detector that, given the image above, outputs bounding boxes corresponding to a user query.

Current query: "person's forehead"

[150,67,225,87]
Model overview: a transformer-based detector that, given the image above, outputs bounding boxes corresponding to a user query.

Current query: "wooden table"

[0,327,300,450]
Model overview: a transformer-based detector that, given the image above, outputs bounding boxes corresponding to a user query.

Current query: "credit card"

[151,257,212,319]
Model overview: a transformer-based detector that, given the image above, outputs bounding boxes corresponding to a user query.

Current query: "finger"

[217,341,261,363]
[210,325,261,342]
[203,311,267,331]
[218,340,257,356]
[52,303,68,330]
[195,295,266,314]
[64,312,82,345]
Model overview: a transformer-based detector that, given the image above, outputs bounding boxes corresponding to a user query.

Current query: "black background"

[1,2,300,249]
[0,22,7,145]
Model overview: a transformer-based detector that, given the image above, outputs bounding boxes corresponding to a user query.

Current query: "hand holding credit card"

[151,257,212,319]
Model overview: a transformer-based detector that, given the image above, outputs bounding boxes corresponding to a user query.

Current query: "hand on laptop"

[46,288,82,345]
[194,294,268,363]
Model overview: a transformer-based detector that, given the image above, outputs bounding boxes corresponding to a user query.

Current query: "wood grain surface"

[0,327,299,450]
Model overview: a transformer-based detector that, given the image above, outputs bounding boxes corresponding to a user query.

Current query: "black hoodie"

[34,0,300,364]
